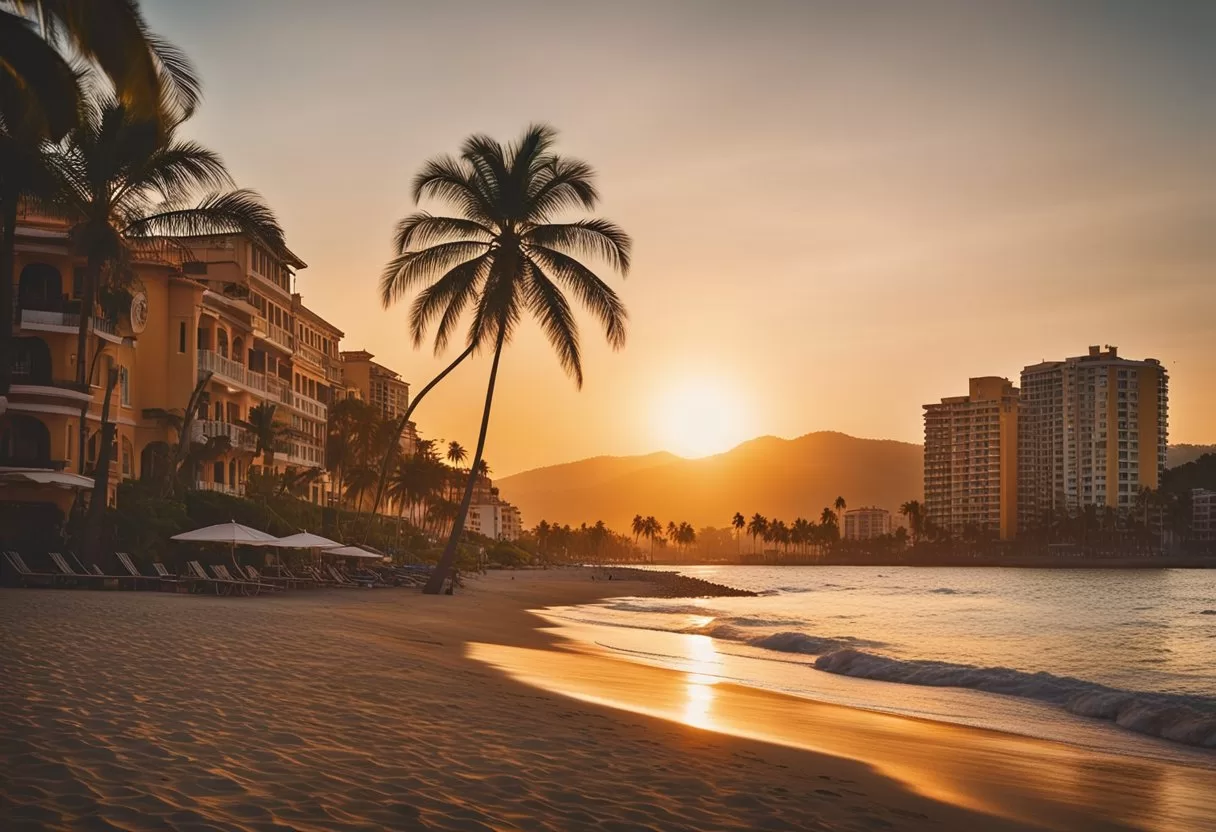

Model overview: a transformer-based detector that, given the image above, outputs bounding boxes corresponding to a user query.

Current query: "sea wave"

[688,623,886,654]
[813,648,1216,749]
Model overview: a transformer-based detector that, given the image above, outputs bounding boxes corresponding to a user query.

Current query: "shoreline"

[3,571,1213,831]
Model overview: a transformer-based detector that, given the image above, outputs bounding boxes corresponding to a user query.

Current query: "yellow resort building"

[340,348,418,454]
[923,376,1020,541]
[2,210,349,548]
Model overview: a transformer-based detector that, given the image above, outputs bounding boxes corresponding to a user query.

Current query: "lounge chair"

[330,564,375,588]
[3,551,60,587]
[47,552,101,588]
[115,552,173,591]
[213,563,279,594]
[304,564,344,587]
[71,553,132,589]
[183,560,236,596]
[280,564,319,587]
[243,564,303,590]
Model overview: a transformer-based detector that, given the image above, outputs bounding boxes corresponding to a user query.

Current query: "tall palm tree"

[242,402,285,471]
[631,514,645,548]
[732,512,745,557]
[446,440,467,468]
[643,515,660,561]
[2,1,202,401]
[834,495,846,519]
[747,513,767,554]
[46,97,284,410]
[900,500,924,546]
[382,125,630,594]
[141,370,212,497]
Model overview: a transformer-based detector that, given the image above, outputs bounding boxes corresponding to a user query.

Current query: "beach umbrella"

[269,532,342,549]
[324,545,384,560]
[171,521,279,567]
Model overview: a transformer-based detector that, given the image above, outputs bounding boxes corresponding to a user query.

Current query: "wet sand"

[2,570,1211,831]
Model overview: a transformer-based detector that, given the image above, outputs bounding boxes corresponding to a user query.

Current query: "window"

[65,423,73,461]
[178,322,187,353]
[118,366,130,407]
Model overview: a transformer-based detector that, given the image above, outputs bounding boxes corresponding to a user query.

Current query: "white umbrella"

[171,522,279,545]
[269,532,342,549]
[325,545,384,560]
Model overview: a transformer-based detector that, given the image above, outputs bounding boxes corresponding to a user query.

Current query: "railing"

[291,391,327,421]
[266,375,293,407]
[194,480,244,497]
[191,420,255,451]
[265,322,295,352]
[198,349,251,388]
[325,360,343,384]
[9,373,91,394]
[295,341,324,368]
[17,306,117,336]
[0,456,68,471]
[285,443,324,468]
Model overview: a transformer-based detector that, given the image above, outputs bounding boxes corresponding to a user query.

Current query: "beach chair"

[213,563,279,594]
[3,551,60,587]
[71,553,132,589]
[203,563,268,596]
[115,552,171,591]
[276,564,318,588]
[47,552,100,588]
[305,564,344,587]
[183,560,236,596]
[243,564,300,590]
[328,564,371,588]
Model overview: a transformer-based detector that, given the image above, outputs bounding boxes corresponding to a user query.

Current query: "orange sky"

[144,0,1216,475]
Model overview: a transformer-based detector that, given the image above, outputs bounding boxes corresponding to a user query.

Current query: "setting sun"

[654,379,748,458]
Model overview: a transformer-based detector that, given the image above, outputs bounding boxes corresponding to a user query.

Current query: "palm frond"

[407,253,490,351]
[392,212,493,251]
[0,10,80,140]
[525,246,627,349]
[526,158,599,221]
[121,189,285,251]
[379,240,489,307]
[129,140,233,201]
[525,219,631,275]
[411,155,498,225]
[522,259,583,386]
[144,31,201,120]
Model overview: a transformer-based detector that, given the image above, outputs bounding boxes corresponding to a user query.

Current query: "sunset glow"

[654,379,748,458]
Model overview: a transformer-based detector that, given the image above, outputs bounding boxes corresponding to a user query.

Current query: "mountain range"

[496,434,1215,532]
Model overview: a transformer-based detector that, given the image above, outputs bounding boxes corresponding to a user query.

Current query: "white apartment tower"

[1018,346,1168,532]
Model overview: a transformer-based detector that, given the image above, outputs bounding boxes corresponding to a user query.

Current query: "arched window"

[0,415,51,467]
[216,328,229,358]
[17,263,63,312]
[232,336,245,365]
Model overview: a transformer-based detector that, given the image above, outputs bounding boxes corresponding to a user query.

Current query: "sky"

[142,0,1216,476]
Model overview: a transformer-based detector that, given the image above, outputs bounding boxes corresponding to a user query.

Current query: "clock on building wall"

[129,291,148,334]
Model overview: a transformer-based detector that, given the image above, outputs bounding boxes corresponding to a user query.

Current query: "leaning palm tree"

[242,402,285,471]
[382,125,630,594]
[631,514,645,548]
[45,96,285,395]
[731,512,745,557]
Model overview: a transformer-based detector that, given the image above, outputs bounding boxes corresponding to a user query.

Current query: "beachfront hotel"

[339,349,419,454]
[466,501,524,541]
[842,507,892,541]
[1018,346,1169,531]
[923,377,1020,541]
[0,206,389,542]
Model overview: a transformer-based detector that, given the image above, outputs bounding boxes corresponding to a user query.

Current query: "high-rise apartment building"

[923,377,1019,541]
[1018,346,1168,532]
[843,507,892,540]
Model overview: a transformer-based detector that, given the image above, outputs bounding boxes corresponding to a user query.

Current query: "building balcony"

[7,372,92,403]
[290,390,327,421]
[294,341,325,369]
[191,420,256,452]
[284,442,324,469]
[197,350,294,409]
[15,303,120,341]
[194,479,245,497]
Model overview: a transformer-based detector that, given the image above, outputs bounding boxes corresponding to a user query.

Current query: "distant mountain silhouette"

[498,435,1212,531]
[1167,444,1216,468]
[497,432,922,532]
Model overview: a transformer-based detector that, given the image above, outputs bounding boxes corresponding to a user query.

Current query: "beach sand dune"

[1,572,1207,831]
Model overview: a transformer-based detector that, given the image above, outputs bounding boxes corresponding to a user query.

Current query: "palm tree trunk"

[365,342,475,532]
[81,367,118,562]
[0,197,17,402]
[424,327,505,594]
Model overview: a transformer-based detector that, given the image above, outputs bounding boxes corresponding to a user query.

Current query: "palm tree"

[1,0,202,401]
[46,97,284,419]
[900,500,925,546]
[446,440,467,469]
[731,512,745,557]
[242,402,285,471]
[834,495,846,520]
[747,513,767,554]
[631,514,645,549]
[382,125,630,594]
[141,370,212,497]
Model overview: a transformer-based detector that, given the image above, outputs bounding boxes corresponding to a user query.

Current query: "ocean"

[540,566,1216,764]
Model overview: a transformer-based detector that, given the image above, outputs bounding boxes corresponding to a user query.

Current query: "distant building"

[1193,489,1216,544]
[340,349,410,422]
[1018,346,1168,532]
[923,376,1020,541]
[843,507,891,540]
[467,501,522,541]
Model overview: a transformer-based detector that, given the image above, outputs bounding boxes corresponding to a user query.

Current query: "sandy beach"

[2,570,1212,831]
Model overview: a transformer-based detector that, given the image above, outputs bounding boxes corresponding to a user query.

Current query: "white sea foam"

[812,648,1216,748]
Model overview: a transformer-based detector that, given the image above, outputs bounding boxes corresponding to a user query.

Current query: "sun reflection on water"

[681,634,721,729]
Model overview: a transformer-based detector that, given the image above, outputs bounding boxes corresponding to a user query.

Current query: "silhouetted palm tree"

[382,125,630,594]
[834,495,846,518]
[747,513,767,554]
[243,402,286,470]
[900,500,925,545]
[631,514,645,548]
[732,512,745,556]
[46,96,284,401]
